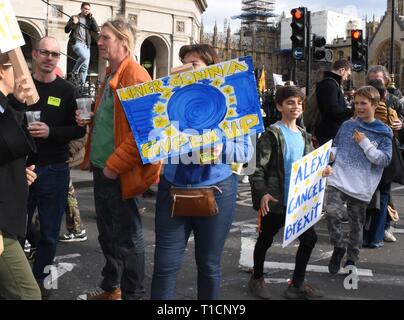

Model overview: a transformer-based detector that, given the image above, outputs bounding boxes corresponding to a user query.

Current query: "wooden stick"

[7,47,39,105]
[170,63,193,75]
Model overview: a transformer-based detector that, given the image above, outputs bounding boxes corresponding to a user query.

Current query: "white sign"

[273,73,285,87]
[0,0,25,53]
[283,140,332,247]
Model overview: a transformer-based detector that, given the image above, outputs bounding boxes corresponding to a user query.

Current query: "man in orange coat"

[77,18,161,300]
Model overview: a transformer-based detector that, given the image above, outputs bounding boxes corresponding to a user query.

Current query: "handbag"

[387,205,400,222]
[170,186,222,217]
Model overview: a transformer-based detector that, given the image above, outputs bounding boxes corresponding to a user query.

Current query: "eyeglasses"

[36,49,61,58]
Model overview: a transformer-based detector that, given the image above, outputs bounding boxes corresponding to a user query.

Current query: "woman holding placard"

[151,44,253,300]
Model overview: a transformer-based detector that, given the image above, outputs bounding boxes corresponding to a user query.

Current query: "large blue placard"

[118,56,263,164]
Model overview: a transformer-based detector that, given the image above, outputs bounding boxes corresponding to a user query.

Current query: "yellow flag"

[258,67,266,93]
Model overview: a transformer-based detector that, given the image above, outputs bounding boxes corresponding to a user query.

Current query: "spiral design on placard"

[167,84,227,133]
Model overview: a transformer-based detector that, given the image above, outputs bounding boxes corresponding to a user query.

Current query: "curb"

[73,180,94,189]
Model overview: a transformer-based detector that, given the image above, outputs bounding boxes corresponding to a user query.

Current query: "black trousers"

[93,167,145,300]
[252,212,317,287]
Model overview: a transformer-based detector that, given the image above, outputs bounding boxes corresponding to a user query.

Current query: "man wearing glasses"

[65,2,99,85]
[23,36,86,299]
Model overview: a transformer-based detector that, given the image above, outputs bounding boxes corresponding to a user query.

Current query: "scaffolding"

[233,0,276,32]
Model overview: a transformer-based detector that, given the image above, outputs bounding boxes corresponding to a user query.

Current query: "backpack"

[303,77,340,133]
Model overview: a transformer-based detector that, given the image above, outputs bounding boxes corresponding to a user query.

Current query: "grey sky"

[202,0,386,33]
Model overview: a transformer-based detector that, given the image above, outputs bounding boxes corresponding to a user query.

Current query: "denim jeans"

[151,174,237,300]
[368,182,391,244]
[72,42,90,84]
[27,162,69,280]
[93,167,145,300]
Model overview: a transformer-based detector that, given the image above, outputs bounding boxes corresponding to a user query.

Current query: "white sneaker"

[24,240,31,253]
[241,175,249,184]
[59,229,87,242]
[384,230,397,242]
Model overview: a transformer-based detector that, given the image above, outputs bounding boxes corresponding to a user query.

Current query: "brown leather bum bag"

[170,186,222,217]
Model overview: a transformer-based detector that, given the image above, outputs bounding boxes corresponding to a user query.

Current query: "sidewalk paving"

[70,168,93,189]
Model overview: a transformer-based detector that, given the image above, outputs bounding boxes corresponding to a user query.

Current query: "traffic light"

[313,34,326,61]
[351,29,366,72]
[290,7,307,60]
[312,34,333,62]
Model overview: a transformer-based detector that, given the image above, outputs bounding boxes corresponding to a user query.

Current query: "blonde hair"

[102,18,136,57]
[355,85,380,106]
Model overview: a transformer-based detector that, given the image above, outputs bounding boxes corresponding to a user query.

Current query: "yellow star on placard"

[302,204,308,212]
[153,116,169,129]
[226,108,238,117]
[305,179,311,186]
[313,196,319,203]
[322,144,329,152]
[228,96,237,105]
[292,163,299,174]
[292,213,298,220]
[223,85,234,95]
[161,89,172,99]
[153,103,166,114]
[294,186,299,194]
[212,78,222,87]
[312,150,318,157]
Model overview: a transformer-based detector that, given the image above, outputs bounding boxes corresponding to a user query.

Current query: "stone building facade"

[201,22,283,89]
[11,0,207,81]
[369,0,404,91]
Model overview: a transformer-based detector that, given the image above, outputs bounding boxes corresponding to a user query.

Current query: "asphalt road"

[42,170,404,301]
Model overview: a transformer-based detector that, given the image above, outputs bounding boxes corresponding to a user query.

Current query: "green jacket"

[250,122,313,214]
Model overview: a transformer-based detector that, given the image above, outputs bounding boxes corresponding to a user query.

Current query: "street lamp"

[390,0,395,75]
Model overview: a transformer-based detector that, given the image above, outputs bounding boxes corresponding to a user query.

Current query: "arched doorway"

[374,39,401,87]
[140,36,169,79]
[17,20,43,71]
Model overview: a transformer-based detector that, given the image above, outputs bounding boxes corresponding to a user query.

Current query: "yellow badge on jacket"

[48,96,61,107]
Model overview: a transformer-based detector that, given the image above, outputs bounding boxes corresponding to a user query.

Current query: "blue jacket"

[164,136,253,187]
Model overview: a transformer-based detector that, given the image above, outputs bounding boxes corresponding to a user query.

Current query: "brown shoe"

[78,287,121,300]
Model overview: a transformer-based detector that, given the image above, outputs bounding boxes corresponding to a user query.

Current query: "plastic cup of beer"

[76,97,92,122]
[26,110,41,126]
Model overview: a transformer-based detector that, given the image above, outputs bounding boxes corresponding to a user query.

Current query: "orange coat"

[82,57,161,199]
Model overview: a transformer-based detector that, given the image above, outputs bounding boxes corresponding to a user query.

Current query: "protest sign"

[0,0,25,53]
[0,0,39,105]
[283,140,332,247]
[117,56,263,164]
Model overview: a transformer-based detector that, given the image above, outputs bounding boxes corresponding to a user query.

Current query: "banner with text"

[117,56,263,164]
[283,140,332,247]
[0,0,25,53]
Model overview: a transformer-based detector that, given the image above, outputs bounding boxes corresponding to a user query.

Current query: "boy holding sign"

[326,86,392,273]
[249,86,331,300]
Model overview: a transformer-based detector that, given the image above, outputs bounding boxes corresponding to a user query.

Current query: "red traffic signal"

[351,29,366,71]
[290,7,307,60]
[351,30,362,41]
[291,8,303,21]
